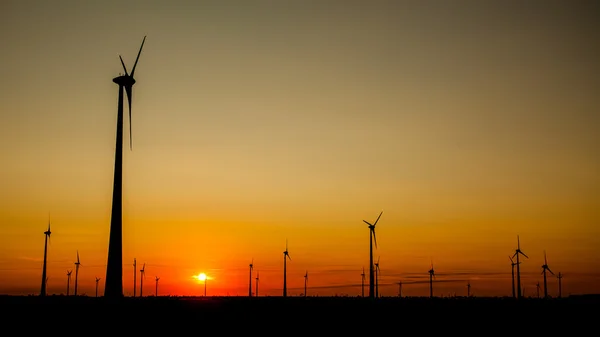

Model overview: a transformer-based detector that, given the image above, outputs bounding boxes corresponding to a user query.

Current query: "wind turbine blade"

[130,36,146,78]
[521,251,529,259]
[372,228,378,248]
[77,251,80,263]
[548,268,555,275]
[119,55,129,76]
[125,85,133,150]
[363,220,372,226]
[544,251,547,265]
[373,211,383,226]
[287,254,292,261]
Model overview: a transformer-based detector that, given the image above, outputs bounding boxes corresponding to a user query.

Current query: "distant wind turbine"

[428,260,436,298]
[374,256,381,298]
[95,277,101,297]
[467,281,471,297]
[304,271,308,297]
[133,258,137,297]
[40,215,52,296]
[105,36,147,298]
[397,281,403,298]
[536,281,541,298]
[283,239,291,297]
[249,258,254,297]
[74,251,81,296]
[557,272,563,298]
[155,276,160,297]
[255,271,260,297]
[363,211,382,299]
[66,270,72,296]
[509,255,520,299]
[360,267,366,297]
[139,263,146,297]
[541,250,555,299]
[512,235,528,299]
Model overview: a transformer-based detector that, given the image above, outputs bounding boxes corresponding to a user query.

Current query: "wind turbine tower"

[40,216,51,296]
[255,272,259,297]
[374,256,381,298]
[133,258,137,297]
[360,267,365,297]
[249,258,253,297]
[557,272,563,298]
[74,251,81,296]
[304,271,308,297]
[512,235,528,299]
[467,281,471,297]
[397,281,403,297]
[536,281,541,298]
[283,240,292,297]
[66,270,72,296]
[104,36,147,298]
[509,255,519,299]
[363,211,382,299]
[541,250,555,299]
[155,276,160,296]
[139,263,146,297]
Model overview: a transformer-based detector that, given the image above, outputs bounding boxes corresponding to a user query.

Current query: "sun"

[196,273,207,282]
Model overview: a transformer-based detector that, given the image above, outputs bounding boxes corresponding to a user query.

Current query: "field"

[2,295,596,332]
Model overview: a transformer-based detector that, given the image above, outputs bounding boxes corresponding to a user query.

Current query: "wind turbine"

[374,256,381,298]
[95,277,101,297]
[304,271,308,297]
[428,260,436,298]
[40,215,52,296]
[557,272,563,298]
[66,270,72,296]
[363,211,382,299]
[283,239,291,297]
[509,255,520,299]
[512,235,528,299]
[139,263,146,297]
[105,36,147,298]
[360,267,365,297]
[249,258,254,297]
[255,271,259,297]
[541,250,555,299]
[397,281,403,298]
[536,281,541,298]
[155,276,160,297]
[467,281,471,297]
[74,251,81,296]
[133,258,137,297]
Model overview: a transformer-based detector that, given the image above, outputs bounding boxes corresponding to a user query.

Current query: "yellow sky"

[0,1,599,297]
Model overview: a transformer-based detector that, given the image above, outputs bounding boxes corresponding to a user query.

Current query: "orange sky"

[1,1,599,297]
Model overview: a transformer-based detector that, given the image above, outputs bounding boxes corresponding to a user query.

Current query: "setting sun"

[195,273,207,282]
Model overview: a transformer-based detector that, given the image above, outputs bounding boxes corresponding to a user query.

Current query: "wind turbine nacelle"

[113,75,136,86]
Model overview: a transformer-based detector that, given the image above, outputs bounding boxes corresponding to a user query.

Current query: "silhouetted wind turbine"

[74,251,81,296]
[105,36,147,298]
[304,271,308,297]
[283,239,291,297]
[155,276,160,296]
[255,271,259,297]
[541,250,555,299]
[249,258,254,297]
[40,215,51,296]
[363,211,382,299]
[95,277,101,297]
[557,272,563,298]
[66,270,72,296]
[428,260,436,298]
[397,281,403,297]
[133,258,137,297]
[512,235,528,299]
[360,267,366,297]
[536,281,541,298]
[374,256,381,298]
[139,263,146,297]
[467,281,471,297]
[509,255,520,299]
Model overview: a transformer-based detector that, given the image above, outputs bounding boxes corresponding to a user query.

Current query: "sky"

[0,0,599,298]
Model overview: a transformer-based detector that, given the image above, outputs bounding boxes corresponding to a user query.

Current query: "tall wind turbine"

[133,258,137,297]
[248,258,254,297]
[397,281,403,297]
[255,271,260,297]
[363,211,382,299]
[40,216,52,296]
[512,235,528,299]
[283,240,291,297]
[428,260,436,298]
[74,251,81,296]
[557,272,563,298]
[95,277,101,297]
[155,276,160,296]
[66,270,72,296]
[374,256,381,298]
[139,263,146,297]
[104,36,147,298]
[304,271,308,297]
[541,250,555,299]
[360,267,365,297]
[509,255,519,299]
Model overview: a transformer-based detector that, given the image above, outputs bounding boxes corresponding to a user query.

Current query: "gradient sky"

[1,0,599,297]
